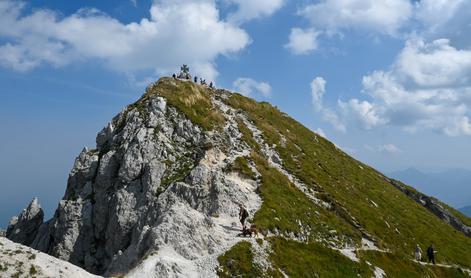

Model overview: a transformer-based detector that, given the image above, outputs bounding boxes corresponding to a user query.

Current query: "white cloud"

[299,0,413,36]
[380,144,401,154]
[340,38,471,136]
[0,0,251,81]
[338,99,386,129]
[394,39,471,87]
[305,38,471,136]
[310,77,327,110]
[285,28,320,55]
[310,77,346,132]
[233,77,271,97]
[226,0,284,24]
[414,0,471,47]
[365,144,401,154]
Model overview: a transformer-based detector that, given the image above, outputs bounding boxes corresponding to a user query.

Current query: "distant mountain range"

[388,168,471,210]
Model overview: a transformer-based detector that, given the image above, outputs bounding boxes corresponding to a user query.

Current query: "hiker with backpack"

[239,204,249,229]
[427,244,437,264]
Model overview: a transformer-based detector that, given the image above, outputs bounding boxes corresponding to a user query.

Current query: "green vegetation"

[359,251,469,278]
[251,152,360,243]
[227,156,256,180]
[270,237,370,277]
[113,77,225,136]
[147,77,225,131]
[160,160,194,188]
[29,265,37,275]
[0,263,7,272]
[160,153,195,189]
[152,124,162,141]
[235,118,259,151]
[217,241,263,278]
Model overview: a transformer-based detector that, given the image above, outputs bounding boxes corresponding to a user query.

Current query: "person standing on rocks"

[427,244,437,264]
[239,204,249,230]
[414,244,422,261]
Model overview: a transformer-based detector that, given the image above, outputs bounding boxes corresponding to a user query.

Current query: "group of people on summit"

[172,65,214,88]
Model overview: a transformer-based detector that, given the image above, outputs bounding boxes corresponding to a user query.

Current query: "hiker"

[239,204,249,229]
[172,73,176,79]
[414,244,422,261]
[194,76,198,83]
[209,82,213,88]
[427,244,437,264]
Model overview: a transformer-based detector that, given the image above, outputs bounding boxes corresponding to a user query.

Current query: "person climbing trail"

[427,244,437,264]
[414,244,422,261]
[239,204,249,230]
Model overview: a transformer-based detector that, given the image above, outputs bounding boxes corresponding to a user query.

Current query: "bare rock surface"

[6,198,44,246]
[0,237,99,278]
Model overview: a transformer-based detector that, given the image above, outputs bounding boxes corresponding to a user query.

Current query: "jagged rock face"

[8,80,261,276]
[6,198,44,246]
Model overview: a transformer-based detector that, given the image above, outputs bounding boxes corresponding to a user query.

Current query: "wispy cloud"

[285,28,320,55]
[310,76,346,132]
[233,77,271,97]
[365,144,401,154]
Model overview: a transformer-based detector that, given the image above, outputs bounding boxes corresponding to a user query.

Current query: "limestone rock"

[6,198,44,246]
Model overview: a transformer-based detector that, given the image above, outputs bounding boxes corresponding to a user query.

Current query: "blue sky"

[1,0,471,227]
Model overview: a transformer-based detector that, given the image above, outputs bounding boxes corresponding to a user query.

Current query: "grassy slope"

[250,152,361,244]
[359,251,469,278]
[223,93,471,271]
[269,237,371,277]
[149,77,225,131]
[217,241,263,278]
[145,78,471,276]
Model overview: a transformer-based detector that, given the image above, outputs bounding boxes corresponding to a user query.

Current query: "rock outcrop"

[389,179,471,237]
[0,236,99,278]
[6,198,44,246]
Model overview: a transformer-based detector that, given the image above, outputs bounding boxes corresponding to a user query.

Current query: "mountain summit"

[5,77,471,277]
